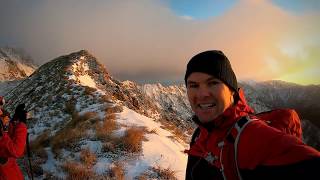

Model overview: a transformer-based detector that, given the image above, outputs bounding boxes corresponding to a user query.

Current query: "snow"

[37,104,188,179]
[0,48,36,81]
[94,157,111,175]
[70,60,97,88]
[77,74,97,88]
[80,140,103,154]
[77,102,106,120]
[42,148,64,178]
[141,83,192,121]
[17,62,35,76]
[117,107,188,180]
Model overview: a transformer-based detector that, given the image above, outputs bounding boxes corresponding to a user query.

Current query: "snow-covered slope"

[4,49,319,179]
[0,47,37,81]
[0,47,37,97]
[5,50,187,179]
[140,83,193,131]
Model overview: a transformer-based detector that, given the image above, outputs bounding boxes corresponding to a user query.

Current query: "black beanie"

[184,50,238,93]
[14,103,27,123]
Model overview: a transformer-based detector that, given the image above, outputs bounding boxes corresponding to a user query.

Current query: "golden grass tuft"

[67,112,98,129]
[84,86,96,95]
[120,127,145,153]
[102,142,116,153]
[51,127,86,155]
[30,130,50,159]
[147,128,158,134]
[105,105,123,114]
[152,166,177,180]
[80,149,97,168]
[64,101,76,114]
[159,120,189,143]
[100,95,113,103]
[95,116,117,140]
[108,162,125,180]
[62,161,96,180]
[51,111,101,157]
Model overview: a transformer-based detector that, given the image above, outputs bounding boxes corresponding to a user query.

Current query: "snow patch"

[117,107,187,179]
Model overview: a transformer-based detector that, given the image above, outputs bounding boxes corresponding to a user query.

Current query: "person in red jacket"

[0,103,28,180]
[184,50,320,180]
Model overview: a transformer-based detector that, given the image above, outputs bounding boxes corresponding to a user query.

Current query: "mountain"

[0,47,37,96]
[142,81,320,150]
[4,49,319,179]
[140,83,194,132]
[240,80,320,128]
[5,50,187,179]
[0,47,37,81]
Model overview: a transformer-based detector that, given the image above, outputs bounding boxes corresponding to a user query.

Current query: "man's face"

[186,72,234,123]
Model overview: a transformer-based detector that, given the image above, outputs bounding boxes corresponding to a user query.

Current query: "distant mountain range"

[0,47,37,80]
[140,81,320,149]
[1,48,319,179]
[0,47,37,95]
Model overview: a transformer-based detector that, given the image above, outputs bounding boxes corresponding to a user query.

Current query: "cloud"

[179,15,194,21]
[0,0,319,84]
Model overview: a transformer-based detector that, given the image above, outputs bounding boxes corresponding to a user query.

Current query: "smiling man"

[184,50,320,180]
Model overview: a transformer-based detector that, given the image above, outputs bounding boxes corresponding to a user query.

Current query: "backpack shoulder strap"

[222,116,257,180]
[233,116,256,180]
[190,127,200,146]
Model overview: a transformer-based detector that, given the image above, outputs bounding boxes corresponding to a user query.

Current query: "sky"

[0,0,319,85]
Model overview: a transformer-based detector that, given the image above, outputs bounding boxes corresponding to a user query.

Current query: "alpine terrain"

[4,50,188,179]
[1,49,319,179]
[0,47,37,95]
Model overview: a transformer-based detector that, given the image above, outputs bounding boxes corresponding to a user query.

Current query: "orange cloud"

[1,0,319,84]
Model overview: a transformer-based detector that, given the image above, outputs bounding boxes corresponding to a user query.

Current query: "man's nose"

[197,86,211,97]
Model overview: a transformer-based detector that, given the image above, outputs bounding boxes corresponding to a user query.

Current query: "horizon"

[1,0,319,85]
[2,46,318,87]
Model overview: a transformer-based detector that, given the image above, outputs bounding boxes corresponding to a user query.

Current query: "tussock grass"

[100,126,145,153]
[30,158,45,177]
[51,111,99,156]
[62,161,96,180]
[80,149,97,168]
[30,130,50,159]
[95,115,117,140]
[152,166,177,180]
[160,120,189,143]
[100,95,113,103]
[51,127,86,155]
[120,127,145,153]
[64,101,76,114]
[84,86,96,95]
[108,162,125,180]
[102,142,116,153]
[105,105,123,114]
[67,112,98,129]
[147,128,158,134]
[137,166,177,180]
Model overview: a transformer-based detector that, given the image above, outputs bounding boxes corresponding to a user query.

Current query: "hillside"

[4,50,188,179]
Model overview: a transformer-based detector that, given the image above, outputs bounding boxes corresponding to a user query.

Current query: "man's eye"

[208,81,219,86]
[188,84,198,88]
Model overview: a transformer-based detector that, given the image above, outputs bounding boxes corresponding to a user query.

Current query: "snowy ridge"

[0,47,37,81]
[3,49,319,179]
[4,50,188,179]
[140,83,192,123]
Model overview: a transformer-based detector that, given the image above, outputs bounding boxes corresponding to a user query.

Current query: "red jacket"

[0,121,27,180]
[185,89,320,180]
